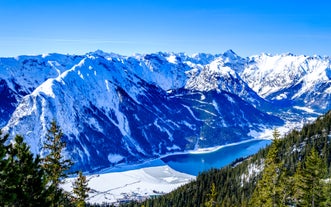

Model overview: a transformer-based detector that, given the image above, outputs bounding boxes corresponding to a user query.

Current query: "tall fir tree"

[322,177,331,207]
[11,135,49,206]
[272,128,281,140]
[249,129,284,207]
[42,120,73,207]
[295,148,326,207]
[0,134,48,206]
[293,161,305,204]
[205,183,219,207]
[72,170,90,207]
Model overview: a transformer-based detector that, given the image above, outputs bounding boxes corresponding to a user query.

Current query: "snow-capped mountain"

[241,53,331,112]
[0,54,83,126]
[1,50,330,172]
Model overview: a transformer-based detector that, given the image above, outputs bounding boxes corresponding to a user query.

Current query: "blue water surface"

[162,139,271,176]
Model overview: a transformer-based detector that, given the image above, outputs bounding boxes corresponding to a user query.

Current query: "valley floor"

[62,164,195,205]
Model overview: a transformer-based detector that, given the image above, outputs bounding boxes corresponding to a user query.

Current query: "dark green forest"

[125,111,331,207]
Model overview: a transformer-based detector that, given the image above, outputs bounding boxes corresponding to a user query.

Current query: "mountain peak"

[2,50,331,172]
[223,49,236,56]
[222,49,241,60]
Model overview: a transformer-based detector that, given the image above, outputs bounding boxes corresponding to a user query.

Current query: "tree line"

[0,121,90,207]
[125,111,331,207]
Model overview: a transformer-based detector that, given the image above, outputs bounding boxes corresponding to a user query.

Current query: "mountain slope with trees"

[125,110,331,207]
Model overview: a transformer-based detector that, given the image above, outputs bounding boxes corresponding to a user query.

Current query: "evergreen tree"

[12,135,49,206]
[322,177,331,207]
[249,129,284,207]
[272,128,281,140]
[73,171,90,207]
[205,183,219,207]
[0,134,48,206]
[293,161,305,204]
[295,148,326,207]
[0,130,9,206]
[42,120,73,206]
[277,168,294,206]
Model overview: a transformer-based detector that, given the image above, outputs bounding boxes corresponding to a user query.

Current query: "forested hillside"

[125,111,331,207]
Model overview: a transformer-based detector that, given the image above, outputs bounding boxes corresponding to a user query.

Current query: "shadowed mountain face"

[1,50,330,171]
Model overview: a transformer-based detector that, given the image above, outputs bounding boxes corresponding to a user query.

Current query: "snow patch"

[225,94,235,104]
[108,154,125,164]
[241,162,264,186]
[153,119,173,141]
[166,145,181,151]
[32,79,56,98]
[293,106,321,115]
[166,55,177,64]
[212,100,220,114]
[275,93,288,100]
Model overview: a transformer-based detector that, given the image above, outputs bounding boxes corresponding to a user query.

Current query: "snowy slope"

[241,53,331,112]
[3,54,197,171]
[0,54,83,126]
[1,50,331,172]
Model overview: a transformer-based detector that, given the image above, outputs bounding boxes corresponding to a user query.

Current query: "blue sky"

[0,0,330,57]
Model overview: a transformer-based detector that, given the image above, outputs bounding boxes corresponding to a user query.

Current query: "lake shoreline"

[162,139,271,176]
[97,138,272,175]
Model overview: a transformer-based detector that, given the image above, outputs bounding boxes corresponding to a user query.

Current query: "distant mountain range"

[1,50,330,171]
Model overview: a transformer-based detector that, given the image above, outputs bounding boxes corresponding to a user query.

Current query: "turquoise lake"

[161,139,271,176]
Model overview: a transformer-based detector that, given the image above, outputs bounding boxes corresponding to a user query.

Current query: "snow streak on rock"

[1,50,330,171]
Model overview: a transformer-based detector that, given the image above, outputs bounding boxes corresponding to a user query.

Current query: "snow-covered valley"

[63,164,194,205]
[62,138,270,205]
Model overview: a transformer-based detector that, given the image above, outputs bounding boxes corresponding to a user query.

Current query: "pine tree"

[295,148,327,207]
[322,177,331,207]
[272,128,281,140]
[205,183,219,207]
[249,129,284,207]
[73,171,90,207]
[12,135,49,206]
[277,168,294,206]
[0,130,10,206]
[42,120,73,206]
[293,161,305,204]
[0,134,48,206]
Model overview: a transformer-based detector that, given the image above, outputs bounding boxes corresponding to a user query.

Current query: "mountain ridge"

[1,50,330,171]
